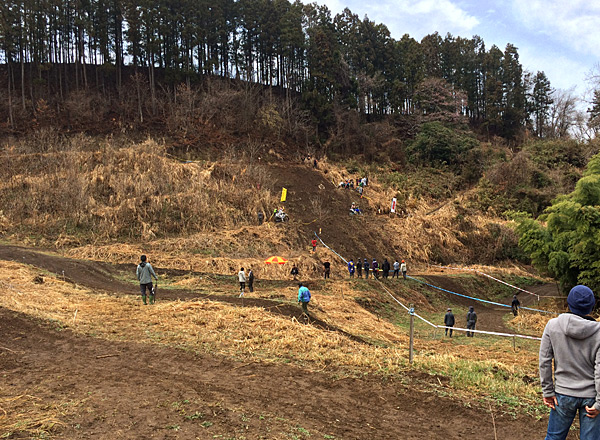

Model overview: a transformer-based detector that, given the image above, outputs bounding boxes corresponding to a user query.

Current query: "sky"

[314,0,600,103]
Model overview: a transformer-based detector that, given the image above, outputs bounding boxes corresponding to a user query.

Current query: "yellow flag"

[281,187,287,202]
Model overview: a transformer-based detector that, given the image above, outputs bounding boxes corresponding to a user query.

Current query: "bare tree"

[546,88,579,138]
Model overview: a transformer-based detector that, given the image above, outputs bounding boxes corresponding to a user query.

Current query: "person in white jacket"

[238,268,247,297]
[539,285,600,440]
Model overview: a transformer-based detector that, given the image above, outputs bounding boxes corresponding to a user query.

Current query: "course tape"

[313,232,546,340]
[408,276,556,315]
[430,264,555,299]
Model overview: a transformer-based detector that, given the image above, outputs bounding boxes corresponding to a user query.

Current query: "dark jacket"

[444,312,455,326]
[467,310,477,324]
[382,260,391,272]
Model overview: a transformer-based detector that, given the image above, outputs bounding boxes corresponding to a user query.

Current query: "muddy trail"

[0,243,556,338]
[269,164,393,259]
[0,307,551,440]
[0,244,367,343]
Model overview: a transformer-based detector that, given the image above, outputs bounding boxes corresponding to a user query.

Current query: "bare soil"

[0,244,559,439]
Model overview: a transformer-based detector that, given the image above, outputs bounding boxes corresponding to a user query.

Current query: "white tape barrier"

[430,263,556,300]
[375,278,541,341]
[314,232,543,342]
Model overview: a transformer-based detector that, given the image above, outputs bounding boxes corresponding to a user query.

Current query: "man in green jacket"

[136,255,158,305]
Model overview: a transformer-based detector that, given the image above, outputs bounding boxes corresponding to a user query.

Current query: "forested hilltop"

[2,0,600,283]
[4,0,596,144]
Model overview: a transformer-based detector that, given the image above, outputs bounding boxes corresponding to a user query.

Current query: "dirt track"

[0,244,561,439]
[1,307,549,440]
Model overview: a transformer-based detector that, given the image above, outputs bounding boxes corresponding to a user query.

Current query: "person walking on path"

[400,260,407,279]
[238,267,247,297]
[392,260,400,278]
[382,259,391,279]
[466,306,477,337]
[363,259,370,279]
[247,268,255,293]
[297,283,312,318]
[136,255,158,305]
[540,285,600,440]
[348,259,355,278]
[511,294,521,316]
[311,238,317,253]
[356,258,362,278]
[290,264,299,281]
[323,261,331,279]
[444,308,455,337]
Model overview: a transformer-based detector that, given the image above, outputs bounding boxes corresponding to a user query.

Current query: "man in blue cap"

[539,285,600,439]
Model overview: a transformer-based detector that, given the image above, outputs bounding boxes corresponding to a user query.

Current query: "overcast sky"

[314,0,600,101]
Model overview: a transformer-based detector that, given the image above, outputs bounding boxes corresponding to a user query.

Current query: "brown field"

[0,138,581,439]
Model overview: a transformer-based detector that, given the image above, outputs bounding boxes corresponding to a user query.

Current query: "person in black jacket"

[511,295,521,316]
[323,261,331,279]
[466,306,477,337]
[382,259,391,279]
[363,259,370,279]
[247,268,255,293]
[444,308,455,337]
[356,258,362,278]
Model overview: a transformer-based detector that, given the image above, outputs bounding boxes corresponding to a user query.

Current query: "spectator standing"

[323,261,331,279]
[466,306,477,337]
[348,259,355,278]
[297,283,312,318]
[444,308,455,337]
[372,259,379,279]
[290,264,299,281]
[382,259,391,279]
[238,267,247,297]
[511,295,521,316]
[136,255,158,305]
[539,285,600,440]
[247,268,254,293]
[311,238,317,253]
[356,258,362,278]
[400,260,407,279]
[257,211,264,225]
[363,259,370,279]
[392,260,400,278]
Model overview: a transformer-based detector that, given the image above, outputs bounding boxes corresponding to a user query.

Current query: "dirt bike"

[274,212,289,222]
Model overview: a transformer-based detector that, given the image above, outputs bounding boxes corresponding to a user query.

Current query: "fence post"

[409,306,415,364]
[513,335,516,352]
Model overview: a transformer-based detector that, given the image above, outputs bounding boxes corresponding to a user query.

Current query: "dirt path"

[1,307,550,440]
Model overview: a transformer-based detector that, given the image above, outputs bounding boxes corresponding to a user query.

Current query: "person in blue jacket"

[348,259,355,278]
[298,283,311,317]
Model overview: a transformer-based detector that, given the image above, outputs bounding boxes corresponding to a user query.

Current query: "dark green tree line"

[0,0,547,139]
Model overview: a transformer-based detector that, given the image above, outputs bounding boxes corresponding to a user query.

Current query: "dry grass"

[0,136,275,242]
[0,260,544,410]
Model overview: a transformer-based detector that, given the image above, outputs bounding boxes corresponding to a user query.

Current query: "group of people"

[237,267,255,296]
[135,254,600,439]
[338,176,368,190]
[346,258,407,280]
[442,306,478,337]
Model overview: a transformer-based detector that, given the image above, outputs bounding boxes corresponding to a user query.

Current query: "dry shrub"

[0,136,278,242]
